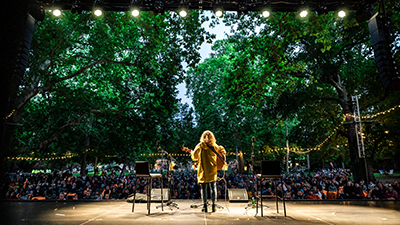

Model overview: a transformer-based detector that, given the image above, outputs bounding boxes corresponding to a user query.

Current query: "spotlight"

[299,10,308,18]
[179,8,188,17]
[53,9,61,17]
[298,0,308,18]
[215,9,223,17]
[132,9,140,17]
[262,10,270,17]
[94,9,102,16]
[338,10,346,18]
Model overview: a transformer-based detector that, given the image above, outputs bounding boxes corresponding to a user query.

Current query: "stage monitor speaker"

[126,193,146,203]
[151,188,170,202]
[228,188,248,202]
[261,160,280,178]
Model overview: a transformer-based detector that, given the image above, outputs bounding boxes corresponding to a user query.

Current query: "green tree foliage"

[9,11,211,172]
[188,3,399,179]
[186,40,288,166]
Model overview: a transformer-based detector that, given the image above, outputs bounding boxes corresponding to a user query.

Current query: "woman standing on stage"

[191,130,226,212]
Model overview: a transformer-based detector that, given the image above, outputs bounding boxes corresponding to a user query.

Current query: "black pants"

[200,181,216,204]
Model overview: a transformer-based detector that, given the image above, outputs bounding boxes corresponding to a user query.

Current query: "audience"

[2,168,399,201]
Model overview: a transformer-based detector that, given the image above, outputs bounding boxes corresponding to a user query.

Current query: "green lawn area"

[374,172,400,178]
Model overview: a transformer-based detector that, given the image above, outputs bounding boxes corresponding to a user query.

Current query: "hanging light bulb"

[338,10,346,18]
[94,9,103,16]
[132,9,140,17]
[53,9,62,17]
[262,10,270,17]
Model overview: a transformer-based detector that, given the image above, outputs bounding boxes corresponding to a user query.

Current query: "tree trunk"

[94,157,98,175]
[81,152,87,176]
[80,114,93,176]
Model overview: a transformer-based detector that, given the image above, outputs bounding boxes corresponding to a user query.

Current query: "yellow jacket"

[191,142,226,183]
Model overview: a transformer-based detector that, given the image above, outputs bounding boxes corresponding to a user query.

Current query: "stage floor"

[1,199,400,225]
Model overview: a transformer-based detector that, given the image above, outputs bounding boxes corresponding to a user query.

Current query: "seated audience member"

[367,181,375,191]
[110,187,119,199]
[284,192,292,200]
[104,193,110,200]
[343,181,354,199]
[337,185,345,199]
[385,187,399,200]
[83,190,93,199]
[45,185,56,199]
[312,186,323,199]
[371,186,384,200]
[18,190,30,200]
[59,192,66,200]
[33,185,45,197]
[327,182,338,199]
[294,190,304,199]
[93,190,102,199]
[119,188,131,199]
[353,183,363,199]
[6,191,17,200]
[307,191,321,200]
[102,186,111,199]
[59,183,68,195]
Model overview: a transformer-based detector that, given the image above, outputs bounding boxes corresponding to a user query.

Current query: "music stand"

[155,150,179,210]
[132,161,163,215]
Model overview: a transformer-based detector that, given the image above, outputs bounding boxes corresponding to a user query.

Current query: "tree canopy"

[6,2,400,179]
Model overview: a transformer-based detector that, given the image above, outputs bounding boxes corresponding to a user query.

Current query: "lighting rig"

[41,0,376,17]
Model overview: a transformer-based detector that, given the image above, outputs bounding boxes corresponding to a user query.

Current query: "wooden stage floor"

[1,199,399,225]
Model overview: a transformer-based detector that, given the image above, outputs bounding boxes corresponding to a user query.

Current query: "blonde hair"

[200,130,216,145]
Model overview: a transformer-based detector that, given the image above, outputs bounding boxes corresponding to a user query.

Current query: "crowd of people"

[2,168,399,201]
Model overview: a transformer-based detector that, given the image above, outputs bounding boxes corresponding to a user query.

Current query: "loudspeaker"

[151,188,170,202]
[368,13,400,90]
[261,160,280,178]
[228,188,248,202]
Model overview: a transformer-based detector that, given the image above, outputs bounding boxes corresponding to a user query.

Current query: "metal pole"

[286,121,289,175]
[236,146,239,171]
[352,96,369,183]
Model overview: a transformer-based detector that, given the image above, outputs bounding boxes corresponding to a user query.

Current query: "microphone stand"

[155,147,179,210]
[245,137,269,213]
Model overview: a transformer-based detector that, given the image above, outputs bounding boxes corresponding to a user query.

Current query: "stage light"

[300,10,308,18]
[215,10,223,17]
[179,9,187,17]
[262,10,270,17]
[338,10,346,18]
[132,9,139,17]
[94,9,102,16]
[53,9,61,16]
[298,0,308,18]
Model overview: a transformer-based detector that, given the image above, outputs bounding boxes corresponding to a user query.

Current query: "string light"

[362,104,400,119]
[8,153,78,161]
[347,104,400,120]
[5,109,15,119]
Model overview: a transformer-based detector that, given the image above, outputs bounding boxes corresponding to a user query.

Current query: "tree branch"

[90,106,147,114]
[309,97,342,104]
[12,114,87,155]
[54,55,138,85]
[35,114,87,150]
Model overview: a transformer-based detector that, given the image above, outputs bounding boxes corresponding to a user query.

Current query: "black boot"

[212,202,216,212]
[202,205,208,212]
